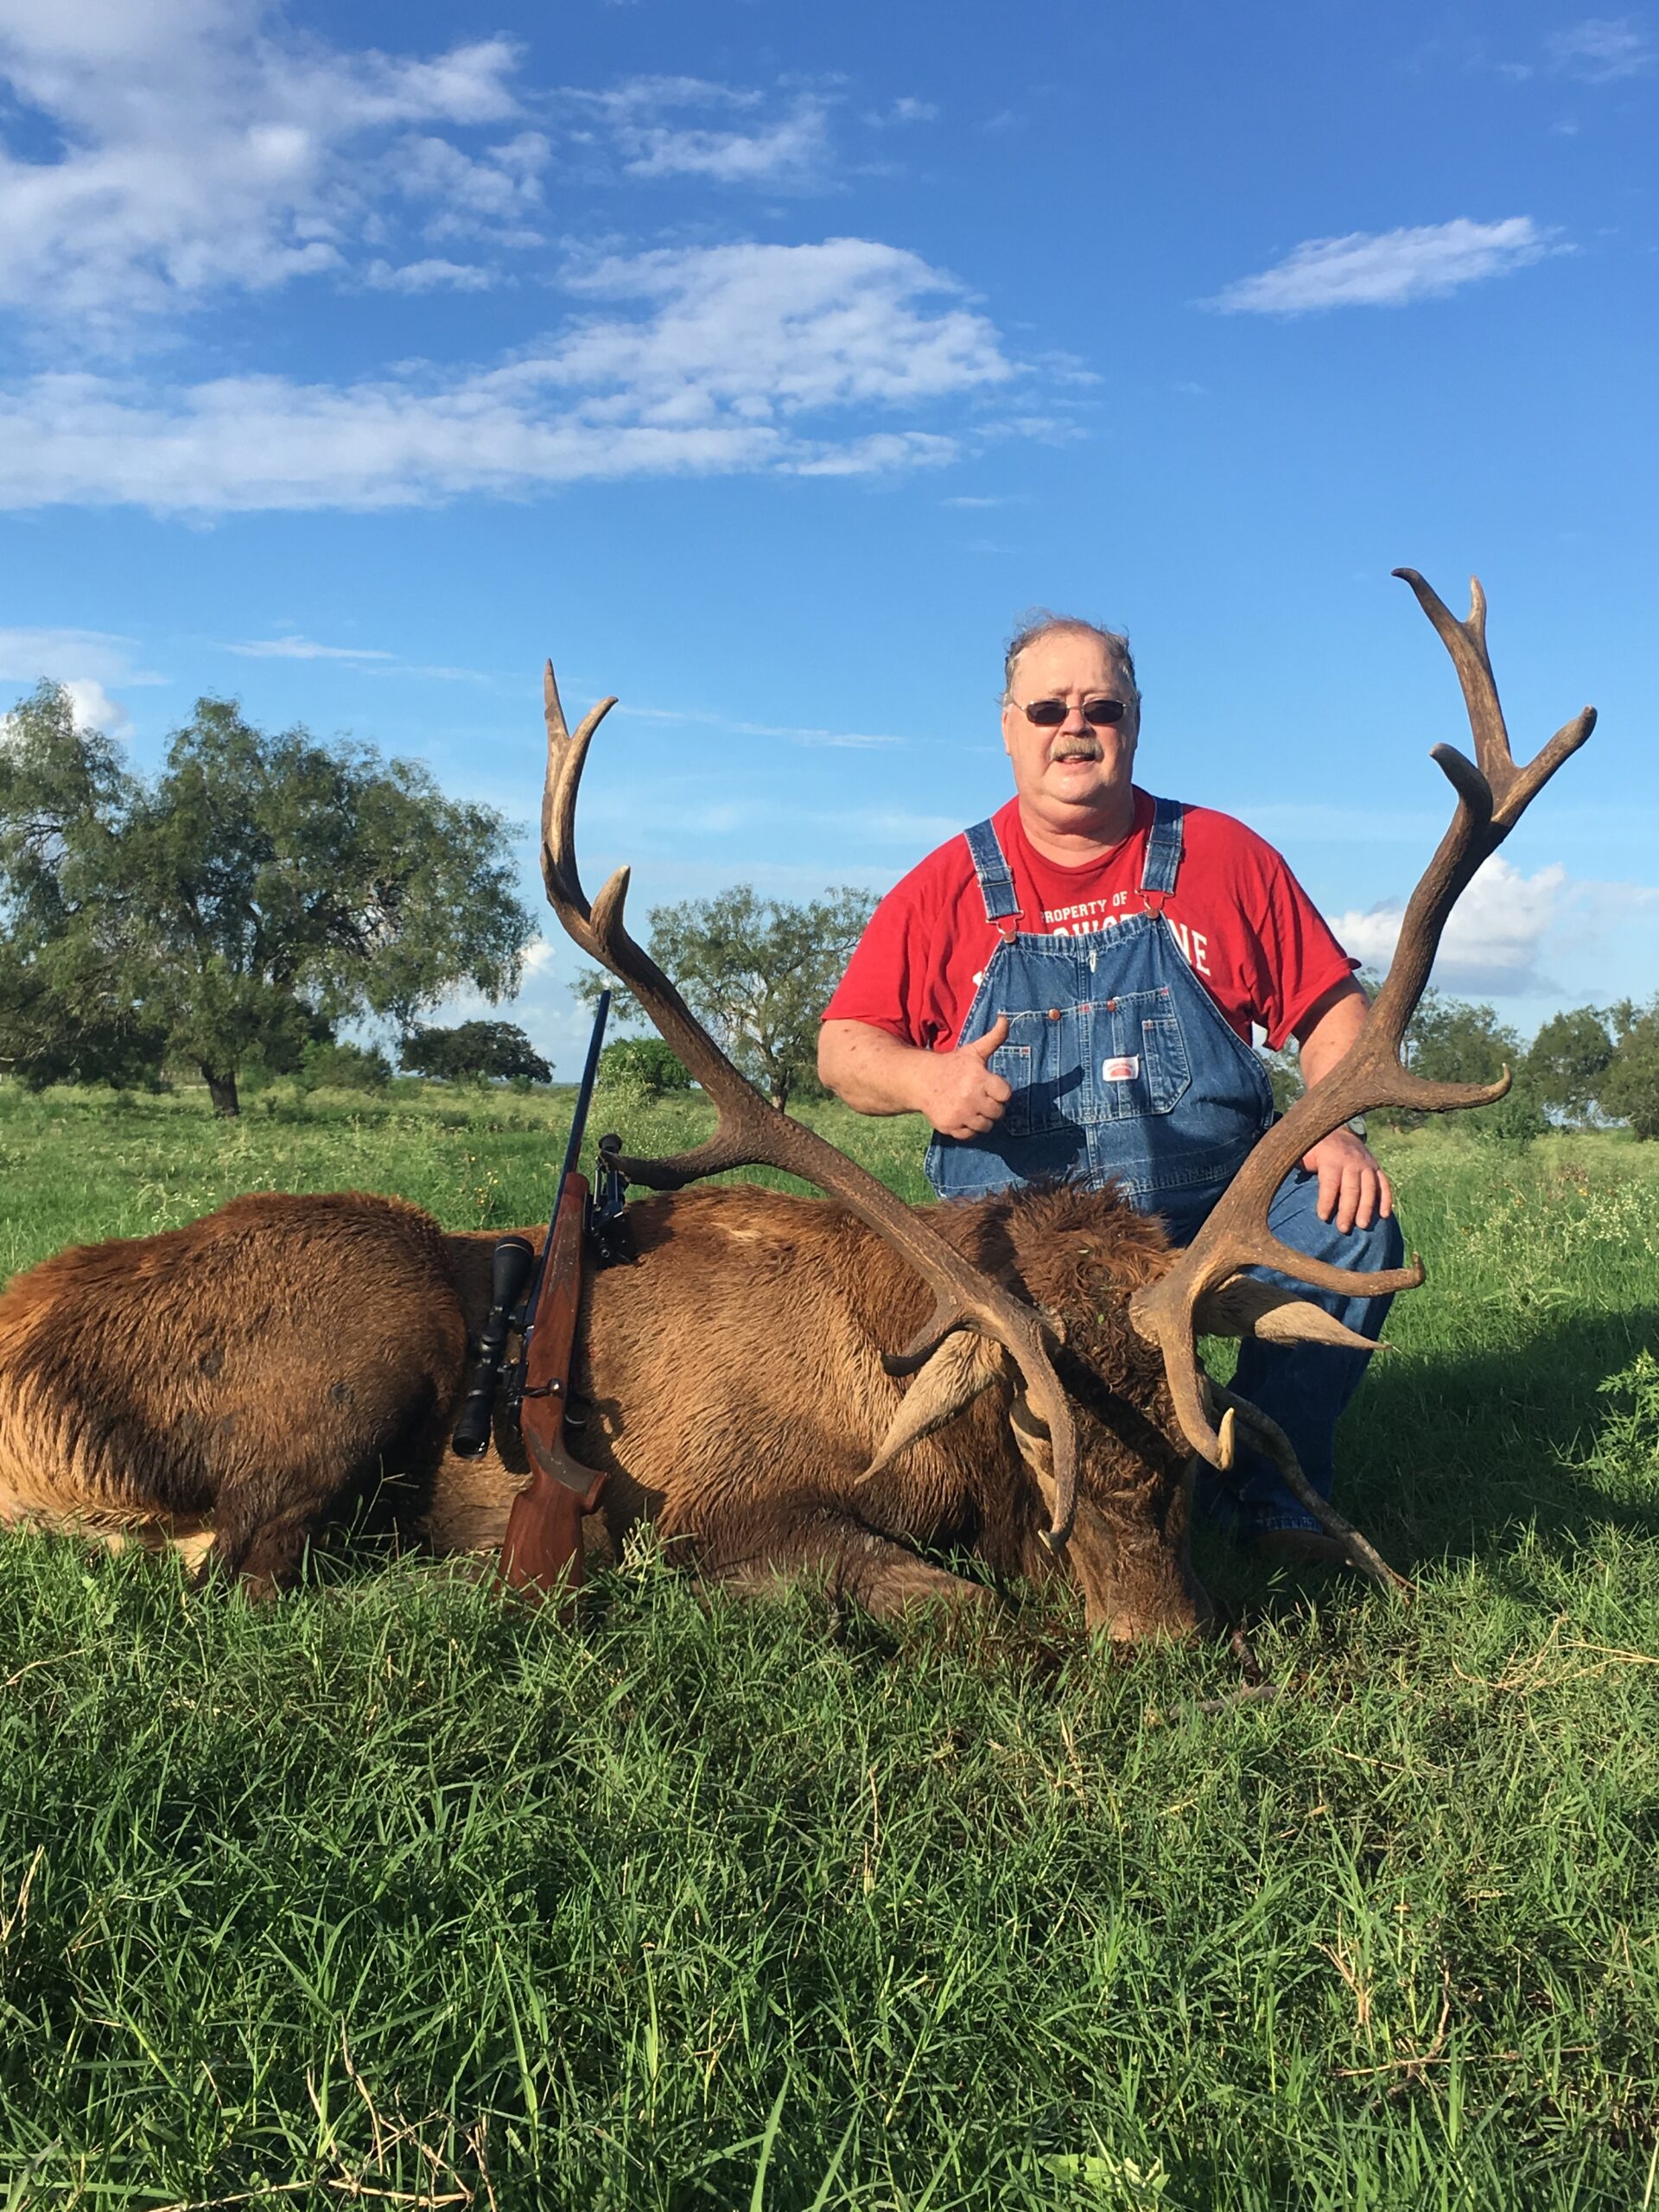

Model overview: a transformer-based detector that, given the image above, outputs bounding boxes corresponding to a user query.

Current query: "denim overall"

[925,801,1405,1535]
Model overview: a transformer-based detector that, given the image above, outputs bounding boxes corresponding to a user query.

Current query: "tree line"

[0,681,533,1116]
[0,681,874,1116]
[3,678,1654,1131]
[1265,982,1659,1140]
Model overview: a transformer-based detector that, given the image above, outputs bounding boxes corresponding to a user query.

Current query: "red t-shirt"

[823,791,1357,1052]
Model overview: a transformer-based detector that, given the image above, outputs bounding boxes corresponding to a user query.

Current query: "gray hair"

[1001,612,1141,716]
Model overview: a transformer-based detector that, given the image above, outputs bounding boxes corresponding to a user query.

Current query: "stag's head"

[966,1182,1211,1642]
[538,571,1593,1641]
[866,1173,1394,1640]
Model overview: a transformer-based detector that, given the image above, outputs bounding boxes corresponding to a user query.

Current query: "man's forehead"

[1010,630,1126,689]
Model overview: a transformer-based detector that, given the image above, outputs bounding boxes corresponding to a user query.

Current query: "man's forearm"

[817,1019,937,1116]
[821,1016,1015,1139]
[1294,979,1371,1088]
[1290,977,1394,1227]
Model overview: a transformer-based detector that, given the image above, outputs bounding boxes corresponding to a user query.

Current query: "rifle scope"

[450,1233,536,1458]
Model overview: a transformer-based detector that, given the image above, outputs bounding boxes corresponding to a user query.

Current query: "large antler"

[540,664,1085,1547]
[1129,569,1596,1468]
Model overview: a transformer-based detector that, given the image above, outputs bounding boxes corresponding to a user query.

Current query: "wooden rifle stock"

[497,1173,607,1605]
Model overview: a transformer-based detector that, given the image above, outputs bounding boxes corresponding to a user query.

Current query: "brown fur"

[0,1179,1205,1634]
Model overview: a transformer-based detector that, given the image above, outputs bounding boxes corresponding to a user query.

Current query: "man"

[817,613,1404,1563]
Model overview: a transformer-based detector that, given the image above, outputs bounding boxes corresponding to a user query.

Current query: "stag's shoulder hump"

[2,1189,453,1311]
[623,1181,887,1257]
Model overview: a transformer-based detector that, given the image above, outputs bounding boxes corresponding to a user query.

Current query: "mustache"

[1050,737,1103,761]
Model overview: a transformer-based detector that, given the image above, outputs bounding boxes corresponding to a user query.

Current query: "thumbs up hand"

[921,1014,1015,1140]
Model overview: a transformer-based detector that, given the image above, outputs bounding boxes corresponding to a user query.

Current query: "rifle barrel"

[556,988,613,1193]
[503,990,613,1416]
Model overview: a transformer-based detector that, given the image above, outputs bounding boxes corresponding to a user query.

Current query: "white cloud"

[0,372,955,510]
[1548,16,1653,79]
[575,779,964,853]
[227,636,395,661]
[1211,217,1560,315]
[1336,854,1654,995]
[0,623,162,688]
[570,73,764,118]
[223,635,488,682]
[618,703,905,747]
[564,75,833,189]
[0,624,168,737]
[59,677,130,737]
[386,130,550,241]
[550,239,1010,412]
[364,257,495,293]
[625,105,830,186]
[864,97,939,126]
[0,674,130,739]
[0,1,531,334]
[0,240,1013,511]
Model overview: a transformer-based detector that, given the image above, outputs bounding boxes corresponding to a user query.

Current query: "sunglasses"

[1013,696,1128,728]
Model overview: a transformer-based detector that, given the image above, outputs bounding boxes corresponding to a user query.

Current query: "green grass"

[2,1084,1657,2209]
[0,1077,935,1279]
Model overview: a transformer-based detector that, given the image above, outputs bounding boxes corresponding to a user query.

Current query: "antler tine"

[1207,1383,1411,1598]
[1128,569,1595,1468]
[1391,571,1596,833]
[540,661,618,930]
[540,660,1085,1548]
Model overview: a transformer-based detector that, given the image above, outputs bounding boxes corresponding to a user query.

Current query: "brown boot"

[1253,1528,1351,1570]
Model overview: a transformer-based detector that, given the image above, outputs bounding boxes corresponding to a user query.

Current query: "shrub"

[598,1037,691,1095]
[1468,1081,1550,1146]
[1600,1002,1659,1141]
[401,1021,551,1085]
[298,1039,393,1092]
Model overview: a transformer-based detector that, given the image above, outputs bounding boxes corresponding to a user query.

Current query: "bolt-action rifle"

[449,991,627,1601]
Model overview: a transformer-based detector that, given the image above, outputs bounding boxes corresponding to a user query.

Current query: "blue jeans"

[1158,1167,1405,1535]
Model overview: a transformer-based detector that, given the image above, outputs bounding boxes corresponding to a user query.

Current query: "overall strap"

[963,818,1022,939]
[1140,796,1185,904]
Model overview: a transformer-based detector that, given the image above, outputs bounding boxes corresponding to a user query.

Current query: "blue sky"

[1,0,1655,1072]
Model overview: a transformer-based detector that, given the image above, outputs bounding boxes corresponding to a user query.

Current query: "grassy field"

[1,1081,1656,2209]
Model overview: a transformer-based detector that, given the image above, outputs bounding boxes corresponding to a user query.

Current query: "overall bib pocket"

[983,1039,1033,1136]
[1092,986,1192,1122]
[988,1007,1090,1137]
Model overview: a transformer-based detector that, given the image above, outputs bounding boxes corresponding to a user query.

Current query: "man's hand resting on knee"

[1299,1126,1393,1234]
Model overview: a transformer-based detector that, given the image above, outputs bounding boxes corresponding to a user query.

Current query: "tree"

[0,683,168,1088]
[0,931,171,1090]
[598,1037,690,1093]
[1357,980,1536,1134]
[577,885,878,1112]
[298,1039,393,1091]
[1403,988,1554,1141]
[0,683,534,1116]
[1257,1046,1304,1115]
[1600,999,1659,1140]
[1403,986,1520,1084]
[401,1020,550,1084]
[1525,1004,1616,1122]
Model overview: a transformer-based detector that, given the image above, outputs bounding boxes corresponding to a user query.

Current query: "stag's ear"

[1194,1274,1380,1351]
[860,1332,1009,1480]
